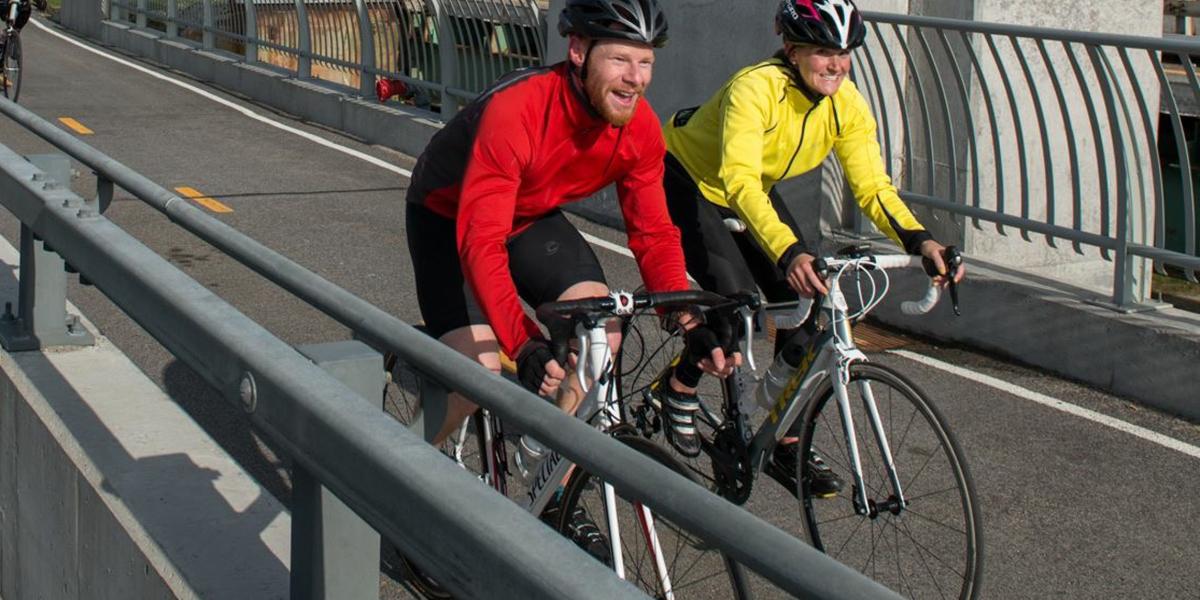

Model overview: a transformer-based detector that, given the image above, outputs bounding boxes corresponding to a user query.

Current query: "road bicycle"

[0,0,25,101]
[617,244,983,600]
[382,290,752,599]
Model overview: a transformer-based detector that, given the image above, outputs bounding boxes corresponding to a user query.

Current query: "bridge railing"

[855,11,1200,307]
[0,95,904,599]
[108,0,546,117]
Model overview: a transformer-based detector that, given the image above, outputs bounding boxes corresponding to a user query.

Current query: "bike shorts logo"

[527,450,563,504]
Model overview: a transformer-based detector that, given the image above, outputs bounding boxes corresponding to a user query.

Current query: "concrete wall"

[0,241,290,599]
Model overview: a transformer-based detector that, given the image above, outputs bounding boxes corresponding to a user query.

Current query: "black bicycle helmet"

[557,0,669,48]
[776,0,866,50]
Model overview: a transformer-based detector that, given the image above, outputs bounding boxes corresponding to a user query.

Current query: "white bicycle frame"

[740,254,941,514]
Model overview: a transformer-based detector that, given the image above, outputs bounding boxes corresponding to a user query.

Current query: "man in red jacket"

[405,0,738,453]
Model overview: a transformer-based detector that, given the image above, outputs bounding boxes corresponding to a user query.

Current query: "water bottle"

[751,353,797,412]
[513,435,546,481]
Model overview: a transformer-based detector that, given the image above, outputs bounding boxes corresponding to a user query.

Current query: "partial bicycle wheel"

[797,362,982,600]
[1,33,21,102]
[556,433,751,599]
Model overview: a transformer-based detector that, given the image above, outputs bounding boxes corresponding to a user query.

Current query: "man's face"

[788,44,851,97]
[569,37,655,126]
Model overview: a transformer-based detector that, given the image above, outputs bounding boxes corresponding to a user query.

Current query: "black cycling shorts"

[663,151,800,303]
[405,202,606,340]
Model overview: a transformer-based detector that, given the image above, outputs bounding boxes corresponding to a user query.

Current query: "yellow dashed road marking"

[174,186,233,213]
[58,117,95,135]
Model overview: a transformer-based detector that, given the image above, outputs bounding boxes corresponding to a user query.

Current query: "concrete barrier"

[0,237,290,600]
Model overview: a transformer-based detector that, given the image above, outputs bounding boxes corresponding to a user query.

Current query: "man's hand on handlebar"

[785,253,830,298]
[919,240,966,286]
[515,338,567,397]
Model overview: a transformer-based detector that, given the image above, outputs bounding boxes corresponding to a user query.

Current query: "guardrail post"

[353,0,376,97]
[0,154,95,351]
[290,341,382,600]
[135,0,147,28]
[92,173,113,214]
[166,0,178,38]
[244,0,258,63]
[294,0,312,79]
[428,0,458,119]
[202,0,215,50]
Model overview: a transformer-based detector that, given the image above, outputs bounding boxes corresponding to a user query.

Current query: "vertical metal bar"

[1065,43,1113,259]
[166,0,177,38]
[295,0,312,78]
[1009,35,1052,242]
[136,0,147,28]
[1101,49,1155,289]
[1034,38,1081,248]
[1120,48,1165,271]
[1178,57,1200,278]
[355,0,375,96]
[984,33,1026,234]
[891,23,936,196]
[244,0,257,63]
[935,29,978,227]
[1088,45,1134,307]
[872,22,912,197]
[291,342,383,600]
[430,0,458,118]
[202,0,215,49]
[912,26,957,203]
[958,29,1003,232]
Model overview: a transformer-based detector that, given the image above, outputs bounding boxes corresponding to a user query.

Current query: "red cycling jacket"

[406,62,689,357]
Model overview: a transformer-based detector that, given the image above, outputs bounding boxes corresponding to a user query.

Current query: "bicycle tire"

[556,433,751,599]
[1,32,20,102]
[797,362,983,600]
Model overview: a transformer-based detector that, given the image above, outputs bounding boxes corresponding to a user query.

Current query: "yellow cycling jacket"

[664,56,931,266]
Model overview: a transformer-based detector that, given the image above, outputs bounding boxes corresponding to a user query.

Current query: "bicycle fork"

[829,356,907,517]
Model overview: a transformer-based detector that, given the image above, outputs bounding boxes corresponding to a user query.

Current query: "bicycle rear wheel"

[797,362,982,600]
[556,433,751,599]
[1,33,20,102]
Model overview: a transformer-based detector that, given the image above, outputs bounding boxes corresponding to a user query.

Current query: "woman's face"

[789,45,852,97]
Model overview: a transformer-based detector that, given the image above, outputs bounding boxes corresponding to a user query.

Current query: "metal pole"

[291,341,382,600]
[295,0,312,79]
[428,0,458,119]
[166,0,178,38]
[353,0,375,97]
[244,0,258,63]
[135,0,146,28]
[202,0,215,49]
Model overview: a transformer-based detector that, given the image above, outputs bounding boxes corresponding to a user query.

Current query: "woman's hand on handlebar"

[919,240,966,286]
[785,253,829,297]
[680,311,743,379]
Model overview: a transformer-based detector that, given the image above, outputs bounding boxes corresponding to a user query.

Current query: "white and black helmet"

[776,0,866,50]
[558,0,669,48]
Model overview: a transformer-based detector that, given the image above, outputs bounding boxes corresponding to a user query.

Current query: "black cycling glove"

[515,338,559,395]
[675,311,742,388]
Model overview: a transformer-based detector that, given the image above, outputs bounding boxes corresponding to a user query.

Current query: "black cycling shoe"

[647,377,702,457]
[767,442,844,499]
[542,502,612,566]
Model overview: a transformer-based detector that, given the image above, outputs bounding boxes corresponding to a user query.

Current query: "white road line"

[891,349,1200,460]
[31,18,412,177]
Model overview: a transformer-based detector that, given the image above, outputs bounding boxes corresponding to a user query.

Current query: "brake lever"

[920,246,963,316]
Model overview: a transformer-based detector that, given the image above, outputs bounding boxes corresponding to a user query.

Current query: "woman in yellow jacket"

[654,0,964,486]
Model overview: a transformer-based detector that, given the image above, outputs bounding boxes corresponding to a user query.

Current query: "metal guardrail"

[108,0,546,117]
[854,11,1200,307]
[0,96,905,598]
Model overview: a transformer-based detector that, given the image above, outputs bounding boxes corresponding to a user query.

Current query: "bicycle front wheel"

[556,434,750,599]
[797,362,982,600]
[1,33,21,102]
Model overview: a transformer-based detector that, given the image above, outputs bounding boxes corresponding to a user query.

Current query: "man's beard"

[585,76,639,126]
